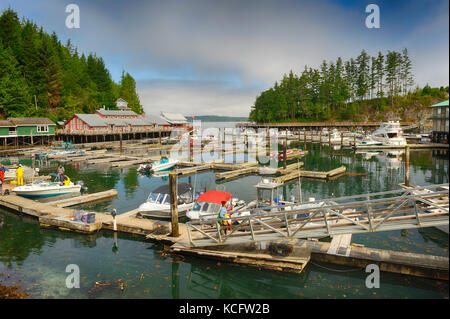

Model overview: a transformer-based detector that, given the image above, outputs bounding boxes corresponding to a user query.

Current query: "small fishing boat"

[137,183,195,219]
[138,158,179,173]
[13,180,81,198]
[186,190,246,220]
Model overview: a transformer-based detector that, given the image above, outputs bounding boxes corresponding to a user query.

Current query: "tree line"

[249,48,419,122]
[0,8,142,122]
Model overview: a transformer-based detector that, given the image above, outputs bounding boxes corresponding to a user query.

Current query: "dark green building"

[0,118,56,147]
[428,100,449,144]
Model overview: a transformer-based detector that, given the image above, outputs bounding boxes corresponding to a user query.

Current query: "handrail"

[185,184,449,247]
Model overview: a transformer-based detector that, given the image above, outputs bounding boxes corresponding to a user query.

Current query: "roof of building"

[144,114,170,125]
[7,118,55,126]
[75,113,156,127]
[104,118,149,126]
[75,114,108,127]
[96,108,138,116]
[0,120,14,127]
[429,100,449,108]
[160,112,188,124]
[115,98,127,103]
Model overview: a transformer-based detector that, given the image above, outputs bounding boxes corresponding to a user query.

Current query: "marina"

[0,123,448,298]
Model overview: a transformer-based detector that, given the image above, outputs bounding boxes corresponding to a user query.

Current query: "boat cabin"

[192,190,233,215]
[255,179,285,207]
[146,183,194,205]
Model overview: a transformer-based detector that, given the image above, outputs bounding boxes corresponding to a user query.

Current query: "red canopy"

[196,190,232,205]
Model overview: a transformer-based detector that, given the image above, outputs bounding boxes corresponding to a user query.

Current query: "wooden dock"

[0,181,448,279]
[355,143,449,150]
[273,165,346,183]
[46,189,118,208]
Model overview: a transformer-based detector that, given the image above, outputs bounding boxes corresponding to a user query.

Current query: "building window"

[37,125,49,132]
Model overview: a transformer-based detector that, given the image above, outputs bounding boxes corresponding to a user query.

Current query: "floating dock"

[0,174,448,280]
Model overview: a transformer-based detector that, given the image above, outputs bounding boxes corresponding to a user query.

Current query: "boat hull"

[137,202,194,219]
[13,185,81,198]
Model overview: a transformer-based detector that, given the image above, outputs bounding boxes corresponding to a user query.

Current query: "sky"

[1,0,448,117]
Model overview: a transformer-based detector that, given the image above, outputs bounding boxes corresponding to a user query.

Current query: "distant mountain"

[187,115,248,122]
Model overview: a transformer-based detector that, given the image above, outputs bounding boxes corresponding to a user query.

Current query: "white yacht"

[358,121,407,146]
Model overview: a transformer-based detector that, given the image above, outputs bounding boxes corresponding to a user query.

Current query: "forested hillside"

[249,49,449,123]
[0,8,142,122]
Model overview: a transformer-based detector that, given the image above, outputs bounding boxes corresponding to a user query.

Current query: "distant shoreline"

[187,115,248,122]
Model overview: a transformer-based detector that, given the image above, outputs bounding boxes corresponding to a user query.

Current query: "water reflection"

[0,143,448,298]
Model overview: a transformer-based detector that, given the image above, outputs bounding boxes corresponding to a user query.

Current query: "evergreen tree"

[119,71,143,114]
[0,44,31,116]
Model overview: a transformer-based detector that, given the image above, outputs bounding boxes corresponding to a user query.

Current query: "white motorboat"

[357,136,383,146]
[188,179,325,222]
[13,180,81,198]
[138,158,179,173]
[358,121,407,146]
[137,183,195,219]
[186,190,246,220]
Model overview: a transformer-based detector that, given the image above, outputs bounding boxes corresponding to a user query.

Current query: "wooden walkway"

[184,184,449,247]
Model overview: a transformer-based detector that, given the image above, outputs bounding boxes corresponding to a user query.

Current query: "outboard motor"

[75,180,88,192]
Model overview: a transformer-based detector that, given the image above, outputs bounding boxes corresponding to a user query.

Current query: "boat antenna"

[193,172,197,201]
[297,158,303,204]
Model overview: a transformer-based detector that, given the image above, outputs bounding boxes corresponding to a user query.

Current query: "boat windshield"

[193,202,221,214]
[147,193,160,203]
[387,132,398,138]
[163,196,170,205]
[156,194,166,204]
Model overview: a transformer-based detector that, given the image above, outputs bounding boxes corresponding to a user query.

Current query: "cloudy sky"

[1,0,448,116]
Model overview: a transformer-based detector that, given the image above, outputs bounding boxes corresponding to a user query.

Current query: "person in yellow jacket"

[61,174,71,186]
[16,164,24,186]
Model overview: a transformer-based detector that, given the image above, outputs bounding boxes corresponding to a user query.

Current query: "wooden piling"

[169,172,180,237]
[405,145,410,187]
[119,130,123,154]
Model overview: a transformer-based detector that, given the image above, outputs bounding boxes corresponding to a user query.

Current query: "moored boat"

[13,180,81,197]
[186,190,246,220]
[137,183,194,219]
[138,158,179,173]
[356,121,407,147]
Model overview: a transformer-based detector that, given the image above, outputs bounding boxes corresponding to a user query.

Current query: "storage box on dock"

[87,213,95,224]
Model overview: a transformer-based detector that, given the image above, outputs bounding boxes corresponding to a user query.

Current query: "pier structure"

[0,182,448,280]
[184,184,449,247]
[55,126,174,145]
[236,121,419,133]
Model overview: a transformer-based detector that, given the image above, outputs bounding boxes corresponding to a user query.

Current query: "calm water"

[0,131,448,299]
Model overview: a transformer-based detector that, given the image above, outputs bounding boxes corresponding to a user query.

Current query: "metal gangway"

[185,184,449,247]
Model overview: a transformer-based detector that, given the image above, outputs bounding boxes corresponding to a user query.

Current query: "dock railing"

[185,184,449,247]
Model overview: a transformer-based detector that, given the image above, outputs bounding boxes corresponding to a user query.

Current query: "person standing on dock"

[0,164,9,184]
[218,201,231,235]
[16,164,24,186]
[57,165,65,182]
